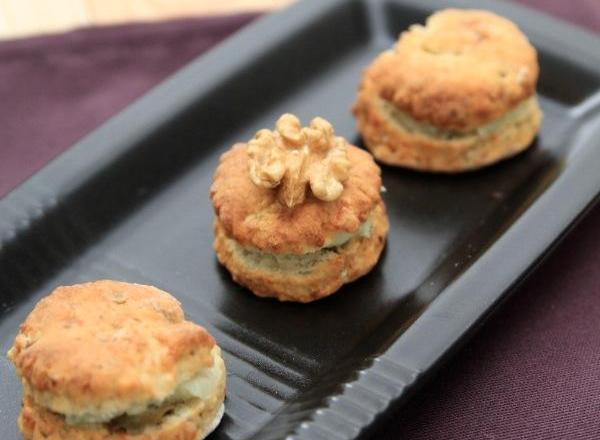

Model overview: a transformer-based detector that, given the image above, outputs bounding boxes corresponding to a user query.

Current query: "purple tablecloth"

[1,2,599,439]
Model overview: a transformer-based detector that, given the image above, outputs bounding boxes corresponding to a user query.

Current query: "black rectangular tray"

[1,0,600,438]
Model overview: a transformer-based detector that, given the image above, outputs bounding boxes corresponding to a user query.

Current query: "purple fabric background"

[0,14,257,196]
[0,2,599,439]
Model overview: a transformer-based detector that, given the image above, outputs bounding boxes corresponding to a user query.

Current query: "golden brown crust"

[354,9,539,131]
[17,352,226,440]
[210,144,382,254]
[214,201,388,302]
[356,94,542,172]
[9,281,215,417]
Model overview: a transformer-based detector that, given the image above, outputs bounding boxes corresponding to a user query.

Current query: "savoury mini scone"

[211,113,388,303]
[353,9,542,172]
[7,280,226,440]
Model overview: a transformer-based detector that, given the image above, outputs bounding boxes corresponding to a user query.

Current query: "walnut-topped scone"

[211,113,388,302]
[353,9,543,172]
[8,280,226,439]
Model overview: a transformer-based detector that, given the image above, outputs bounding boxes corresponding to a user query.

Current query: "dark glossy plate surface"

[1,0,599,438]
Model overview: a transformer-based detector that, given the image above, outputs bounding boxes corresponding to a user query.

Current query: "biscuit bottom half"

[355,94,542,172]
[214,202,389,302]
[18,348,226,440]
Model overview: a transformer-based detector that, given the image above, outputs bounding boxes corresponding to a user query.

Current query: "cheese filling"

[233,217,373,274]
[326,217,373,248]
[62,348,222,426]
[380,96,536,140]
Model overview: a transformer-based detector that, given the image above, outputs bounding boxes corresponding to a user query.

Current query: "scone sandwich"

[353,9,542,172]
[7,280,226,440]
[210,113,388,302]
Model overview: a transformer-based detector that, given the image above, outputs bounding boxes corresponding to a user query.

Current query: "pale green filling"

[235,217,373,274]
[175,360,221,400]
[326,217,373,248]
[380,96,534,140]
[64,353,221,426]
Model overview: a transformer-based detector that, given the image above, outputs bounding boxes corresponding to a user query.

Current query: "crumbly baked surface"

[8,281,218,423]
[17,354,226,440]
[353,8,542,171]
[214,201,388,302]
[210,144,383,254]
[356,9,539,131]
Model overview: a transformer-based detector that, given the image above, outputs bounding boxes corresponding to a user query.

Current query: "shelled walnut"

[247,113,350,208]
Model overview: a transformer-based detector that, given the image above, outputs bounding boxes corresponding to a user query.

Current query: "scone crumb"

[111,291,128,304]
[247,113,350,208]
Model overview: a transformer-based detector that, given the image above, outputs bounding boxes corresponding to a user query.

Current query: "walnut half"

[247,114,350,208]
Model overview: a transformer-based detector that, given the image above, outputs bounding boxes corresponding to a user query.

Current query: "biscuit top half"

[211,114,383,254]
[359,9,539,131]
[8,280,215,416]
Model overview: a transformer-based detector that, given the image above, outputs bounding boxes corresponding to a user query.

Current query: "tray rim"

[1,0,600,439]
